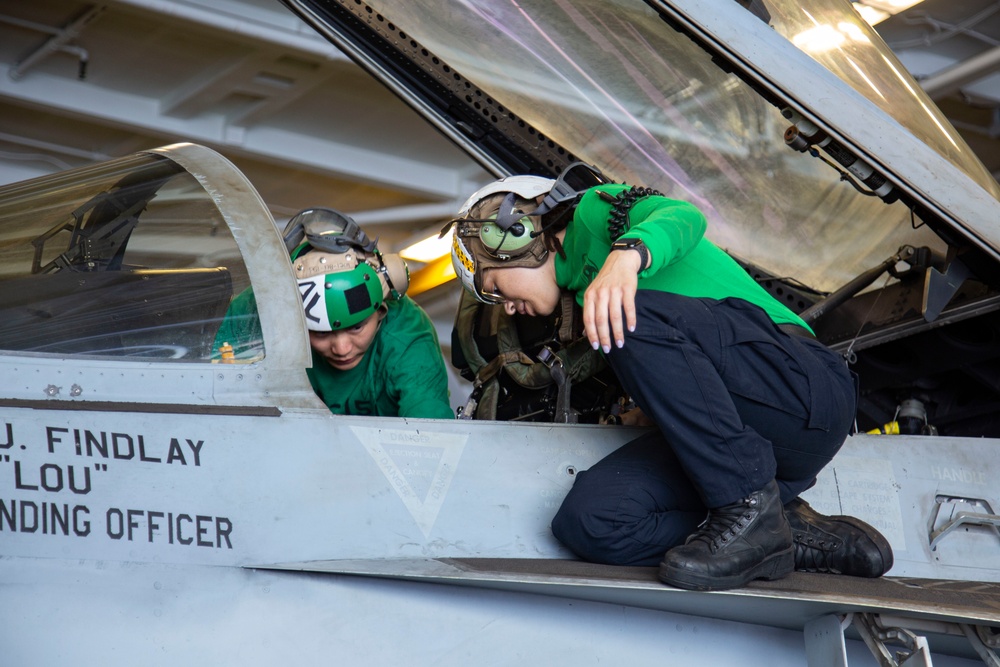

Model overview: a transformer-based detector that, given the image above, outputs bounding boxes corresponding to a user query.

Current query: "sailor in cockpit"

[217,208,453,420]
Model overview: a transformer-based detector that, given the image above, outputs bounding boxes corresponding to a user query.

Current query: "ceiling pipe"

[920,45,1000,100]
[8,5,104,81]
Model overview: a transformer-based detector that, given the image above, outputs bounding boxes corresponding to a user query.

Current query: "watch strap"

[610,238,649,272]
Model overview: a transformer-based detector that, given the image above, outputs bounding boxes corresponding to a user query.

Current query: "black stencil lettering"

[45,426,69,454]
[0,499,14,530]
[176,514,193,545]
[147,511,164,542]
[216,517,233,549]
[112,433,135,460]
[196,515,212,547]
[138,435,161,463]
[299,282,322,324]
[166,439,186,465]
[106,508,124,539]
[85,431,108,458]
[13,461,38,491]
[186,440,204,466]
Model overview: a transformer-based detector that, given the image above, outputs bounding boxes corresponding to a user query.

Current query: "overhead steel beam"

[106,0,349,62]
[0,63,466,198]
[160,51,332,127]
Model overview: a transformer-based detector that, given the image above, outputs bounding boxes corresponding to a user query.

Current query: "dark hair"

[539,201,575,259]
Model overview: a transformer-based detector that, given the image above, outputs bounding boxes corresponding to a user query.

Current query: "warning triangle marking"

[351,426,468,538]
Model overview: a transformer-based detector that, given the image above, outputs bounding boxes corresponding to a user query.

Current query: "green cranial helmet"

[285,208,410,331]
[292,244,385,331]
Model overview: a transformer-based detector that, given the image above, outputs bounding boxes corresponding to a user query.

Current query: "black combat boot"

[658,479,794,591]
[785,498,893,577]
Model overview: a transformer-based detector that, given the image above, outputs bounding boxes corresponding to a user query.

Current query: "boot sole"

[658,546,795,591]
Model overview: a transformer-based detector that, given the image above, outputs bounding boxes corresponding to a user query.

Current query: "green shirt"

[307,296,454,419]
[215,289,453,419]
[553,184,811,331]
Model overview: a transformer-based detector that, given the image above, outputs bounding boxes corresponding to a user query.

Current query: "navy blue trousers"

[552,293,857,566]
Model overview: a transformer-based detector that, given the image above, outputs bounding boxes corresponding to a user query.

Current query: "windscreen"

[354,0,982,294]
[766,0,999,199]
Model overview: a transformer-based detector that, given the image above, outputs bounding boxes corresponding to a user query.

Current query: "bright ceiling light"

[407,255,456,297]
[399,232,452,263]
[862,0,924,10]
[854,5,891,25]
[852,0,924,26]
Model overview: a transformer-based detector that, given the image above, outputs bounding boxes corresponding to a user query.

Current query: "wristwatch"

[610,237,649,272]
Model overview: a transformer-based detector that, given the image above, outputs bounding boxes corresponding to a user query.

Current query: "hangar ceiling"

[0,0,491,256]
[1,0,998,256]
[874,0,1000,179]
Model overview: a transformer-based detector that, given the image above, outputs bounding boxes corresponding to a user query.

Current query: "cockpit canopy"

[0,146,265,362]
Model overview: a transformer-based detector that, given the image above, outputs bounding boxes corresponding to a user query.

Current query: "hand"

[619,407,653,427]
[583,248,642,352]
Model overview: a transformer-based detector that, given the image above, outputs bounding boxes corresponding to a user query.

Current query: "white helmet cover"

[450,232,487,303]
[457,175,555,216]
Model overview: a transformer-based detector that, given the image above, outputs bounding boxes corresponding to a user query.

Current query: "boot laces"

[690,493,759,550]
[793,531,843,573]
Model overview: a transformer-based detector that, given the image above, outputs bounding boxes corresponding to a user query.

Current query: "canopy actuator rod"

[799,246,917,325]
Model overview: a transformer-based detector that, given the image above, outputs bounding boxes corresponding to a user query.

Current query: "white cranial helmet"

[457,175,555,216]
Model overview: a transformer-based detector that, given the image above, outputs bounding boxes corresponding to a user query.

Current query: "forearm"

[617,199,706,275]
[394,356,454,419]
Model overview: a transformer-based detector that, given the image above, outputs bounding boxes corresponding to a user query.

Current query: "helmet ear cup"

[480,215,536,255]
[480,192,537,257]
[380,253,410,299]
[496,191,530,236]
